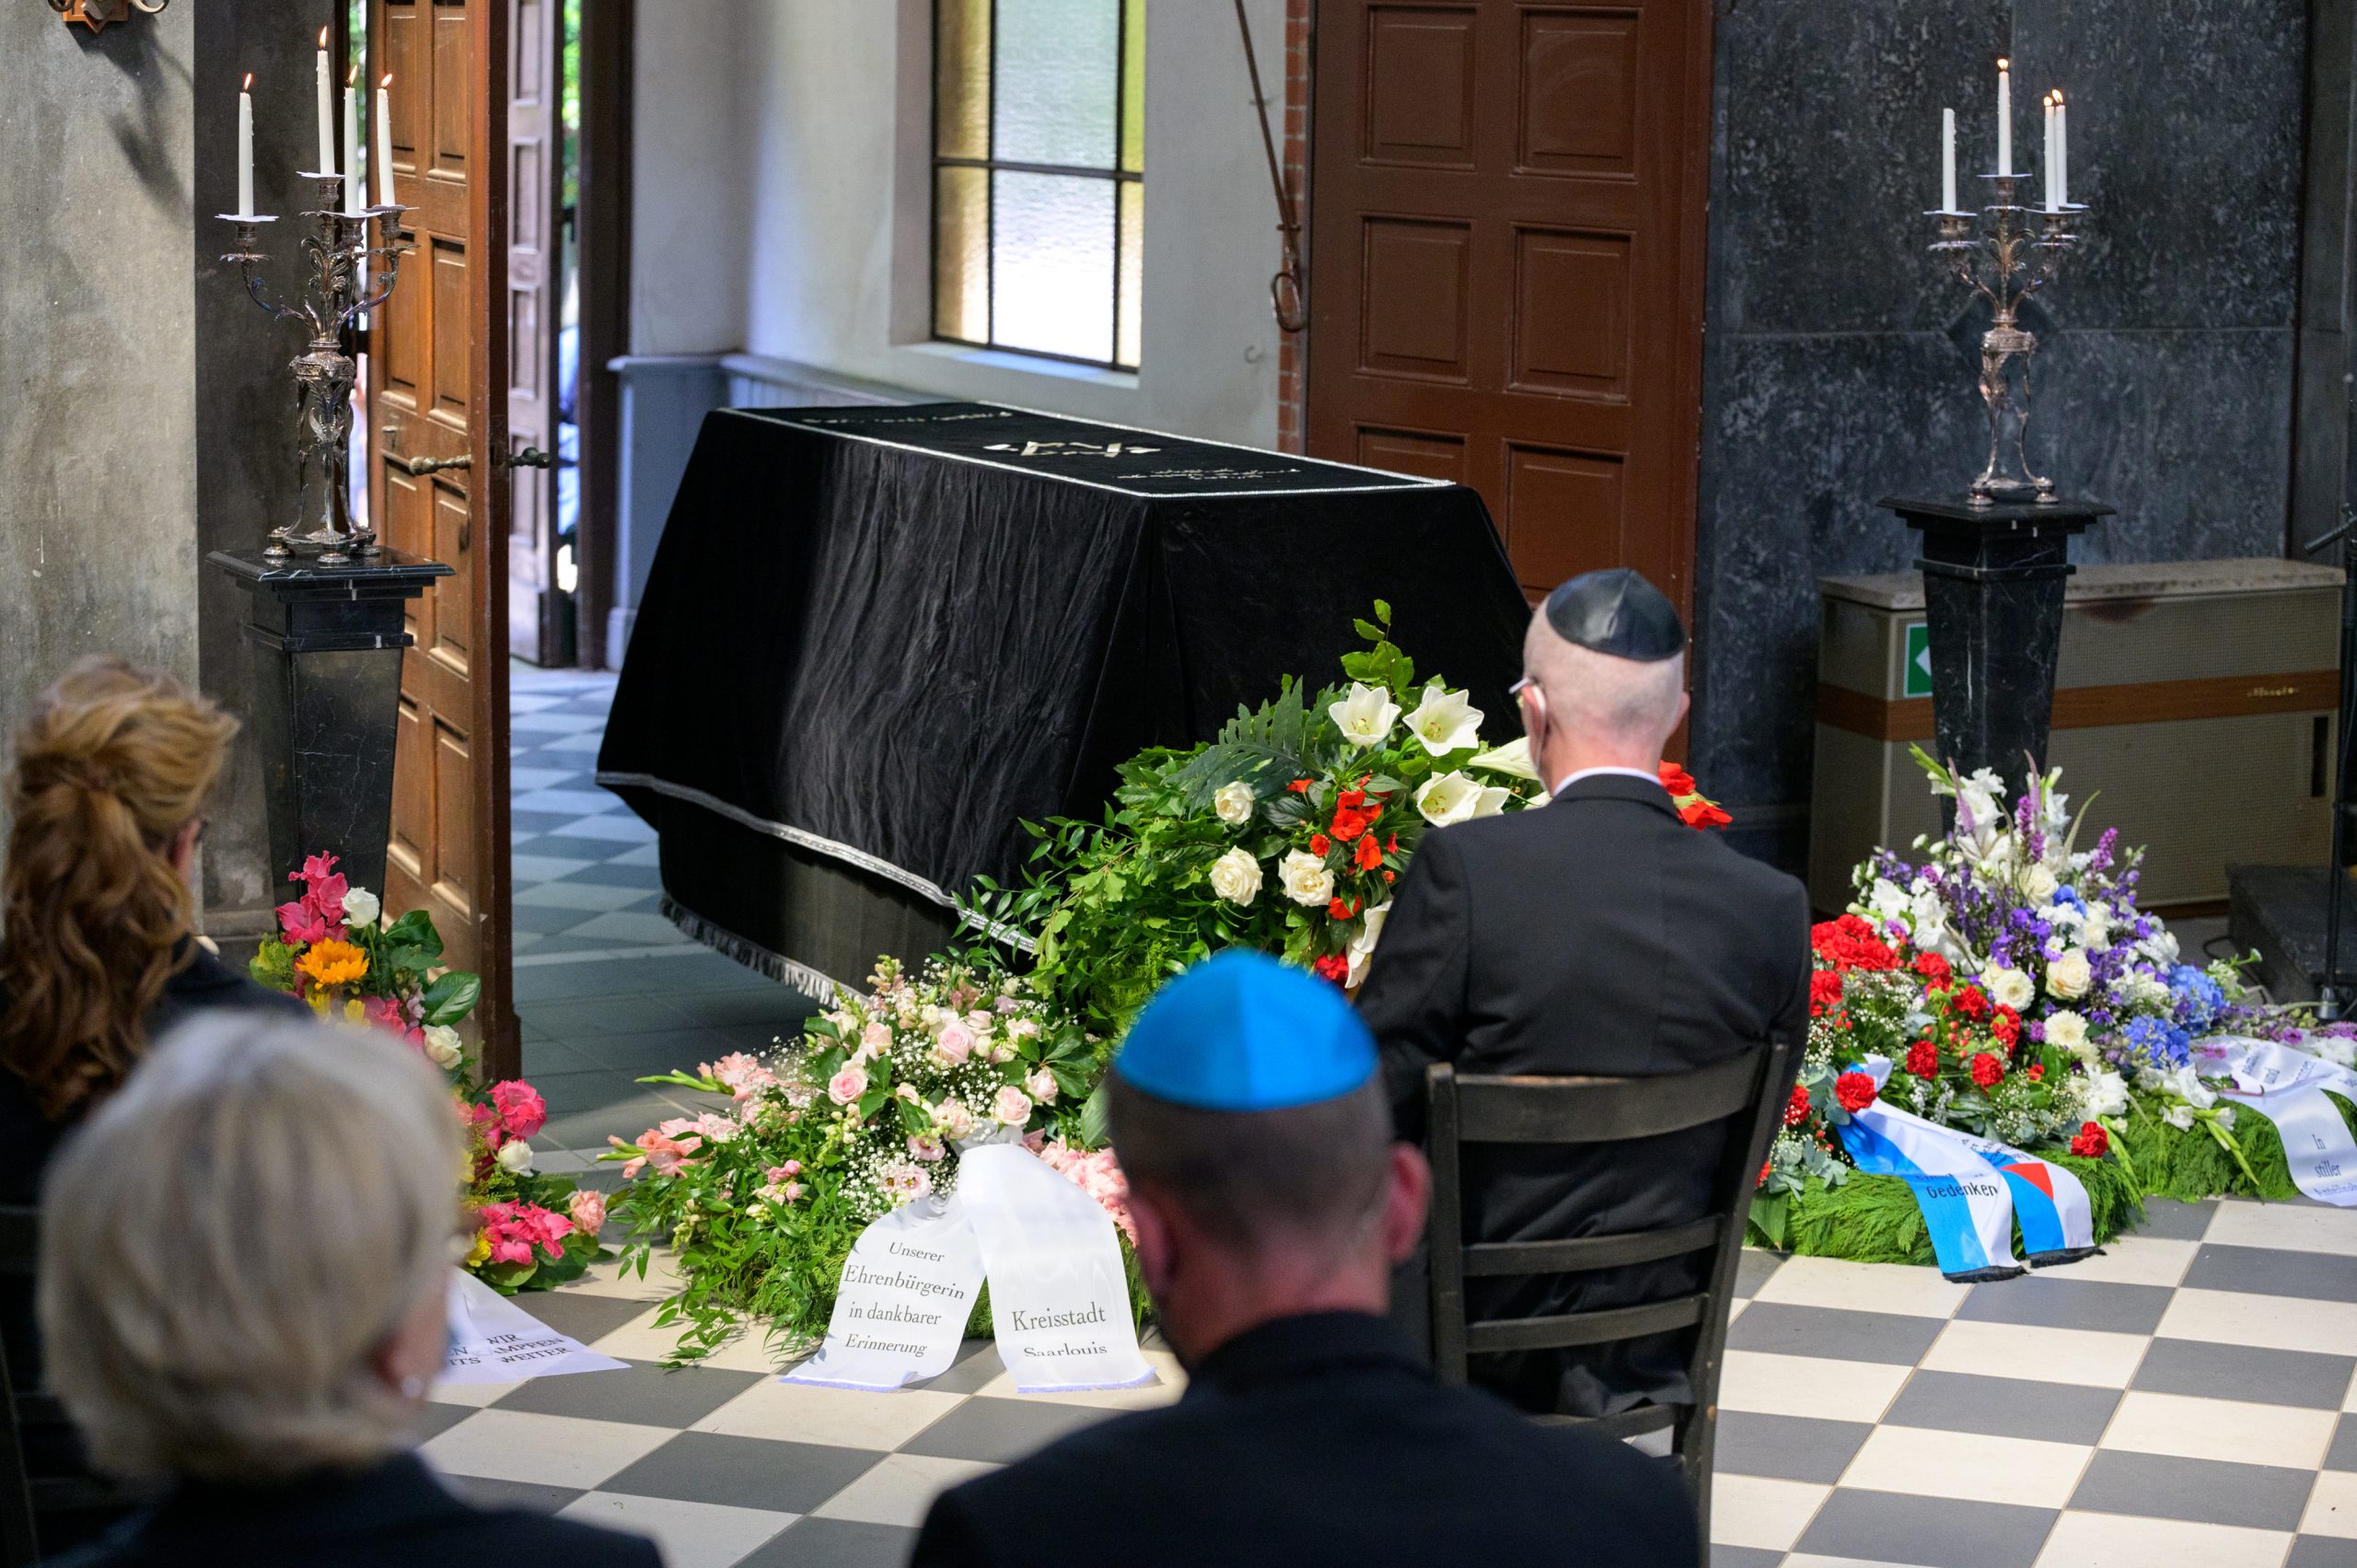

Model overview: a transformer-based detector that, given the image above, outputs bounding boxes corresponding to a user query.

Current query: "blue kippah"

[1112,950,1377,1111]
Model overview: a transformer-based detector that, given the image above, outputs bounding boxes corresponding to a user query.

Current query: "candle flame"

[1997,56,2010,70]
[242,72,253,91]
[319,26,329,47]
[2052,88,2063,104]
[381,73,393,87]
[348,65,359,87]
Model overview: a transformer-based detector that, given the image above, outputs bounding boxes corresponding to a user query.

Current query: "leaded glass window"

[934,0,1144,370]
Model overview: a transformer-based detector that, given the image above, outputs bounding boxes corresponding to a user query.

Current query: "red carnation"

[1950,985,1991,1021]
[1678,797,1733,830]
[1969,1051,2005,1088]
[1309,833,1331,856]
[1811,915,1898,974]
[1809,970,1845,1017]
[1657,761,1697,796]
[1312,953,1350,984]
[1287,778,1313,794]
[1353,833,1384,872]
[2026,1063,2045,1082]
[1913,951,1954,990]
[1782,1085,1812,1126]
[1757,1157,1772,1188]
[1991,1007,2021,1048]
[1905,1040,1939,1078]
[2069,1121,2108,1158]
[1833,1072,1878,1113]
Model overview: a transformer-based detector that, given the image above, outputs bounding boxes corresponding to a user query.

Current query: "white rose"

[422,1023,463,1070]
[495,1140,535,1176]
[1345,900,1393,988]
[341,887,382,927]
[2309,1034,2357,1069]
[2077,1070,2130,1119]
[1208,847,1264,906]
[2043,1008,2088,1052]
[1982,966,2035,1012]
[1329,682,1401,749]
[1415,770,1509,827]
[1402,684,1483,756]
[2045,949,2093,1000]
[1213,781,1256,827]
[2023,865,2059,903]
[1278,849,1335,907]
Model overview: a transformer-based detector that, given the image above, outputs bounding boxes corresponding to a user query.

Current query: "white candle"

[238,73,255,217]
[2055,90,2068,207]
[1942,106,1957,212]
[314,29,333,173]
[374,75,396,207]
[2044,93,2057,210]
[1996,58,2012,178]
[343,70,363,215]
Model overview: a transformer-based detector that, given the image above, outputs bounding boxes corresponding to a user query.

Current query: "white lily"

[1415,770,1509,827]
[1329,682,1400,749]
[1345,900,1393,988]
[1403,684,1483,756]
[1468,736,1541,781]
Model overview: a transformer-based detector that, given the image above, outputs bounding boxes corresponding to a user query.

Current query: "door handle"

[401,445,550,477]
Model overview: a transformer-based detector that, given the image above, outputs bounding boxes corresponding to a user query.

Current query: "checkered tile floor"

[488,661,2357,1567]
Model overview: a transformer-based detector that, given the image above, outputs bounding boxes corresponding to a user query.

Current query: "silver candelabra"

[1929,174,2086,506]
[219,174,412,563]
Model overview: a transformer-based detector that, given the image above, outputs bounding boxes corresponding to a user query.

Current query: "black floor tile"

[440,1474,584,1515]
[2131,1339,2356,1411]
[598,1431,883,1515]
[1733,1249,1785,1298]
[513,1291,659,1350]
[517,993,703,1039]
[495,1360,763,1429]
[2125,1199,2216,1240]
[2327,1413,2357,1473]
[899,1396,1118,1465]
[737,1518,924,1568]
[2187,1243,2357,1304]
[1723,1303,1946,1365]
[2287,1535,2357,1568]
[2070,1449,2316,1531]
[511,902,603,936]
[1713,1411,1871,1483]
[1953,1276,2172,1334]
[1796,1489,2055,1568]
[1883,1369,2120,1445]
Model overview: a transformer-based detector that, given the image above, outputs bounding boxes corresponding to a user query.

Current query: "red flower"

[1657,761,1697,796]
[275,897,330,947]
[1811,915,1898,973]
[1383,870,1396,883]
[1384,834,1398,854]
[1337,787,1366,808]
[1757,1157,1772,1188]
[1328,895,1362,921]
[2069,1121,2108,1158]
[1353,833,1384,872]
[1311,953,1350,984]
[1833,1072,1878,1113]
[1905,1040,1939,1078]
[1331,805,1380,842]
[1308,833,1332,856]
[1809,970,1845,1018]
[1991,1007,2021,1048]
[1968,1052,2004,1088]
[492,1079,549,1142]
[1782,1085,1812,1126]
[1678,797,1732,830]
[1913,951,1954,990]
[2026,1063,2045,1082]
[1286,778,1313,794]
[1950,985,1990,1021]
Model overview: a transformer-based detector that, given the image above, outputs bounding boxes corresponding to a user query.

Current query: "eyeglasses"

[1509,677,1536,699]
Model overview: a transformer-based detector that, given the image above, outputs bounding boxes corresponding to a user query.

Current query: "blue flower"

[2169,966,2225,1033]
[2123,1015,2191,1071]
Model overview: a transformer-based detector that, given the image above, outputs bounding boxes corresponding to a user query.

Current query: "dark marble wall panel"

[1692,0,2310,866]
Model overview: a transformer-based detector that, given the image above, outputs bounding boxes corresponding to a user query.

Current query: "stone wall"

[1689,0,2308,865]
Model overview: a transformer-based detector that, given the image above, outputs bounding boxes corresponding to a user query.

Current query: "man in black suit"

[1357,568,1811,1419]
[911,951,1698,1568]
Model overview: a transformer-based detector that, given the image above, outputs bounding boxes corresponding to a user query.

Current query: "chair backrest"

[1423,1036,1797,1427]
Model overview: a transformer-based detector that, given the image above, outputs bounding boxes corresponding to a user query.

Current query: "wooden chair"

[1424,1039,1797,1529]
[0,1204,147,1565]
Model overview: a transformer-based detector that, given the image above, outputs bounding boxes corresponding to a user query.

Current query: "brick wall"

[1275,0,1311,454]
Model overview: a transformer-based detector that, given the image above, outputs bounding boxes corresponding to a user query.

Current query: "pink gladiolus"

[566,1188,607,1236]
[607,1126,702,1179]
[275,898,330,946]
[491,1080,549,1142]
[476,1201,574,1268]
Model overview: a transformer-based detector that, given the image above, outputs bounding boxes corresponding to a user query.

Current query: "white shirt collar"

[1550,765,1666,796]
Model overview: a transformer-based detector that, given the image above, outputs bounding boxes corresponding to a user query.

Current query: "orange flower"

[1353,833,1383,871]
[1309,833,1331,856]
[295,938,368,989]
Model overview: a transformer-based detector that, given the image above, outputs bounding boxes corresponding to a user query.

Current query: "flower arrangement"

[604,955,1122,1360]
[1753,754,2357,1258]
[252,851,602,1293]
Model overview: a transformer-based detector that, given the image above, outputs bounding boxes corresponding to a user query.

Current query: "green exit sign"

[1904,621,1934,698]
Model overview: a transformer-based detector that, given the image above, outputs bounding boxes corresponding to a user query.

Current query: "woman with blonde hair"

[40,1013,660,1566]
[0,656,304,1199]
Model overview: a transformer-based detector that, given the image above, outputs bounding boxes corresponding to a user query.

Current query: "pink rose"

[936,1023,974,1065]
[566,1188,607,1235]
[993,1086,1033,1127]
[829,1064,869,1105]
[1026,1068,1059,1104]
[860,1021,893,1054]
[935,1099,975,1141]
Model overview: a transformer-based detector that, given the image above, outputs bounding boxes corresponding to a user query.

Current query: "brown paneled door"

[1306,0,1713,615]
[367,0,520,1078]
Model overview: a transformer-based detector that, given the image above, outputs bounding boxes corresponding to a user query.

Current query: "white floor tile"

[1708,1473,1829,1551]
[568,1253,688,1300]
[809,1453,1000,1528]
[693,1378,967,1453]
[509,694,568,713]
[2099,1389,2338,1469]
[1782,1557,1924,1568]
[967,1350,1188,1409]
[513,854,597,883]
[1921,1320,2151,1388]
[2303,1469,2357,1538]
[609,842,664,866]
[570,911,690,944]
[2157,1288,2357,1357]
[515,787,629,817]
[427,1377,519,1408]
[2034,1511,2293,1568]
[556,813,660,843]
[1747,1255,1972,1318]
[512,766,584,792]
[1840,1423,2090,1508]
[2202,1200,2357,1258]
[540,730,609,753]
[421,1408,675,1489]
[1717,1351,1912,1424]
[512,712,609,733]
[558,1493,795,1568]
[516,879,657,912]
[2043,1237,2199,1289]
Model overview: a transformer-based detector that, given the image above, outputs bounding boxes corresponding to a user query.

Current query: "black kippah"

[1543,569,1686,661]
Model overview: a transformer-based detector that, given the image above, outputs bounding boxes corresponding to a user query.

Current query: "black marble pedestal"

[1881,495,2114,784]
[209,547,452,898]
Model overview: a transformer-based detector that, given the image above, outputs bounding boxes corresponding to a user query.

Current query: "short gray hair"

[40,1012,462,1482]
[1523,614,1686,753]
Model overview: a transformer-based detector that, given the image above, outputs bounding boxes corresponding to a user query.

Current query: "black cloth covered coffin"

[597,402,1529,994]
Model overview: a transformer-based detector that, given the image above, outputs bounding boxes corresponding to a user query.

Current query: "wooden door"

[1305,0,1713,612]
[368,0,519,1078]
[505,0,563,664]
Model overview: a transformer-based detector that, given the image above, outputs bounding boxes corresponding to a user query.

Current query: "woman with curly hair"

[0,658,305,1193]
